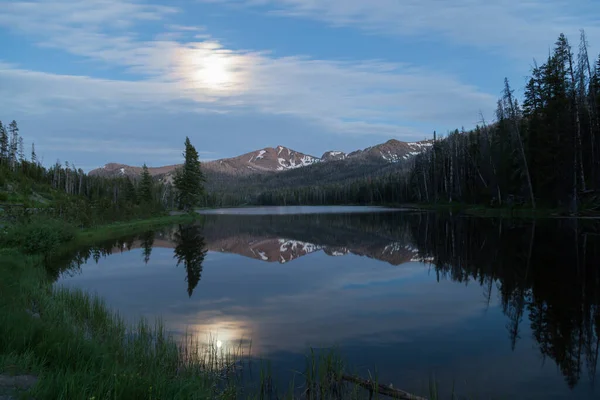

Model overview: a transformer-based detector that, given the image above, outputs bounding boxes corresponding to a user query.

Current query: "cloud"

[0,0,498,141]
[41,137,215,156]
[206,0,600,59]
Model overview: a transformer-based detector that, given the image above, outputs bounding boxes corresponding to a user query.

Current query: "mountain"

[347,139,433,162]
[89,162,180,178]
[321,151,347,161]
[205,146,320,176]
[89,139,432,181]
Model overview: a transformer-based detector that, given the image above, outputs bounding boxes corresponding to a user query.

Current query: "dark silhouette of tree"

[174,137,205,212]
[138,164,154,204]
[173,223,207,297]
[0,121,8,164]
[409,215,600,389]
[139,230,155,264]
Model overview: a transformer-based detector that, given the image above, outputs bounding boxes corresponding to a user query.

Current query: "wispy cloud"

[35,138,217,167]
[0,0,498,139]
[204,0,600,59]
[42,137,214,155]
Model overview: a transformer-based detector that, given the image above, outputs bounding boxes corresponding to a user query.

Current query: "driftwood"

[341,374,427,400]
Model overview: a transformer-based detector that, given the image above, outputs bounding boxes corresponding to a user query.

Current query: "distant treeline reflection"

[52,213,600,388]
[52,224,207,298]
[411,214,600,389]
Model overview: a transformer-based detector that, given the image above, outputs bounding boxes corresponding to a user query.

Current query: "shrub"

[1,217,76,258]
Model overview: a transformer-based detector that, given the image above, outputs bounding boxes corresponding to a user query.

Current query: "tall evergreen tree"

[8,120,19,169]
[174,137,205,212]
[138,164,154,204]
[502,78,535,208]
[123,176,137,205]
[0,121,7,164]
[31,143,37,165]
[18,137,25,163]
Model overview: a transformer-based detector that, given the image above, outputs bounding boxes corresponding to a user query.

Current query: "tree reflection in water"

[173,223,207,298]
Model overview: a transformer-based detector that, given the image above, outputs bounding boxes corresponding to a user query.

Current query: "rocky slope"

[91,163,179,178]
[208,146,320,175]
[89,139,432,180]
[347,139,433,162]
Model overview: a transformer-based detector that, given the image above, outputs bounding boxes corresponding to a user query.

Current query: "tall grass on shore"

[0,248,249,399]
[0,213,244,399]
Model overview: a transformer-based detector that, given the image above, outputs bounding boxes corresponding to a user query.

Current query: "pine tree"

[0,121,7,164]
[123,176,137,204]
[174,137,205,212]
[503,78,535,208]
[138,164,154,204]
[8,120,19,169]
[31,143,37,165]
[18,137,25,163]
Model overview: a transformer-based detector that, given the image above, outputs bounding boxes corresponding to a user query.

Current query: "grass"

[0,213,242,399]
[74,213,200,245]
[0,251,250,399]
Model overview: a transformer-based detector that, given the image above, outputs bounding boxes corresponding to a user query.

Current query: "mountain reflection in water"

[53,211,600,398]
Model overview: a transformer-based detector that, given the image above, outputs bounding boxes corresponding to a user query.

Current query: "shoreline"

[0,213,225,399]
[187,203,600,219]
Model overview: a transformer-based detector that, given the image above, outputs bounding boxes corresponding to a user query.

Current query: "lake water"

[54,206,600,399]
[195,205,404,215]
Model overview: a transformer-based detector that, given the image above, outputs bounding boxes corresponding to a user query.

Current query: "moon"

[196,55,231,90]
[216,340,223,348]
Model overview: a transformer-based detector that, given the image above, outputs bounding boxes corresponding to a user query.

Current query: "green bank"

[0,214,249,400]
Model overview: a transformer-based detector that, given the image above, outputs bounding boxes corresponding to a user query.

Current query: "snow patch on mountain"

[276,153,320,171]
[321,150,347,161]
[89,139,434,179]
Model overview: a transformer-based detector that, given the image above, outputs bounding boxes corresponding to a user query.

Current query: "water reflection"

[53,212,600,396]
[140,230,155,265]
[411,215,600,390]
[173,224,207,297]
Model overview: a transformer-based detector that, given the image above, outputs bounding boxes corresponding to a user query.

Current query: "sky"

[1,0,599,171]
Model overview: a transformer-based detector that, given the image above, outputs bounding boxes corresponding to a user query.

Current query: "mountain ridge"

[89,139,433,181]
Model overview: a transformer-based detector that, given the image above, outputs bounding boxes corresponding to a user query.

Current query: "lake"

[54,206,600,399]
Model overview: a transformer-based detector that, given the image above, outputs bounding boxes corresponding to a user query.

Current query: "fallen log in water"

[341,374,428,400]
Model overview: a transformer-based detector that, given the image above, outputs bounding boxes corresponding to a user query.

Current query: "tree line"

[406,31,600,211]
[0,121,205,226]
[245,31,600,211]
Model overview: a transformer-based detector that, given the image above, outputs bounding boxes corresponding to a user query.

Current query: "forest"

[0,122,205,226]
[242,31,600,212]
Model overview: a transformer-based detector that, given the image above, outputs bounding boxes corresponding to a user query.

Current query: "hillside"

[90,139,432,193]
